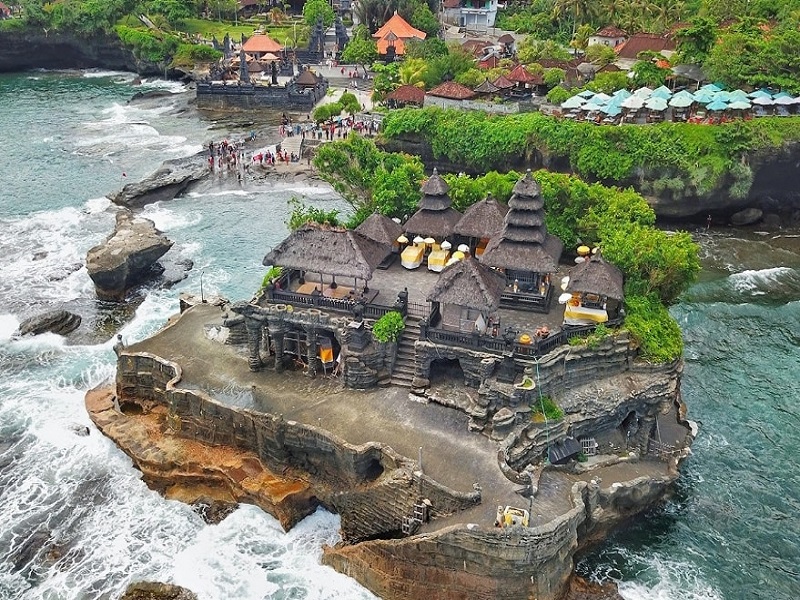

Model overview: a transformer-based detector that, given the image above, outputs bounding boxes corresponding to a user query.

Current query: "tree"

[341,37,378,76]
[585,44,616,67]
[543,67,566,89]
[588,71,629,93]
[517,37,571,64]
[547,85,571,103]
[674,17,718,65]
[570,23,594,52]
[303,0,335,28]
[404,37,448,60]
[339,91,361,114]
[411,2,440,37]
[398,58,428,87]
[145,0,198,28]
[631,59,669,87]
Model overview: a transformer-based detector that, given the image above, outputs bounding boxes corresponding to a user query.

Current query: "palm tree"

[552,0,595,36]
[398,58,428,87]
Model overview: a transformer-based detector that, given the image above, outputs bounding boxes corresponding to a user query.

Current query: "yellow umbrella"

[452,250,466,260]
[397,235,409,244]
[577,245,591,256]
[413,236,424,245]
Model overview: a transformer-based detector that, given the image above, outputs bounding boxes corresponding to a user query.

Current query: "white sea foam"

[140,202,203,232]
[139,78,188,94]
[83,196,114,214]
[186,189,254,199]
[0,314,21,342]
[81,69,135,80]
[729,266,795,295]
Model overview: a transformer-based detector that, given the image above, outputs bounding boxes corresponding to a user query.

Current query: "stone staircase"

[279,134,303,158]
[390,319,420,388]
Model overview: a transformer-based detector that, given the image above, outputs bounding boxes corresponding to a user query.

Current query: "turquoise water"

[1,71,799,600]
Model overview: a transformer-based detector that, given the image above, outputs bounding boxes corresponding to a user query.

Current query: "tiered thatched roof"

[474,78,500,95]
[492,75,515,90]
[566,252,624,300]
[263,223,388,281]
[355,213,403,247]
[427,257,505,312]
[295,69,320,86]
[404,169,462,238]
[454,194,508,239]
[479,170,563,273]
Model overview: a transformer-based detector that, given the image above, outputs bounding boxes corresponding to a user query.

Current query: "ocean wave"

[140,203,203,232]
[186,190,255,199]
[729,266,795,295]
[81,69,136,80]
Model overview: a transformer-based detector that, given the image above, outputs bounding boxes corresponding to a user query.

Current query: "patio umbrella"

[751,95,774,106]
[773,95,796,105]
[669,95,694,108]
[700,83,722,93]
[748,89,772,99]
[728,100,751,110]
[561,95,586,109]
[577,89,596,98]
[728,89,749,101]
[713,90,732,102]
[457,244,470,253]
[773,91,793,99]
[621,95,645,109]
[645,96,668,111]
[706,99,728,111]
[634,86,653,98]
[602,105,622,116]
[593,92,612,102]
[651,85,673,99]
[692,89,715,104]
[612,88,632,100]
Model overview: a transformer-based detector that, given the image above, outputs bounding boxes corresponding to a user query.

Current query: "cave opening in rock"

[428,358,463,386]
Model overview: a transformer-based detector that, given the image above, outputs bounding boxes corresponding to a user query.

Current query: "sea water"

[1,71,798,600]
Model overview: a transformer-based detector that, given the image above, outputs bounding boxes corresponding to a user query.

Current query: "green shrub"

[261,266,284,289]
[532,396,564,422]
[115,25,180,63]
[623,294,684,362]
[372,311,405,343]
[171,43,222,67]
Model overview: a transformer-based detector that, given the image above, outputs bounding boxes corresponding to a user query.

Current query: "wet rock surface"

[120,582,197,600]
[86,209,173,301]
[15,309,82,337]
[109,156,207,210]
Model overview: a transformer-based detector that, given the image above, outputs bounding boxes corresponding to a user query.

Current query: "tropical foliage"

[381,107,800,201]
[372,311,405,343]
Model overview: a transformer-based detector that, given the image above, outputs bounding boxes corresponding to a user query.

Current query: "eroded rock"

[109,156,207,210]
[730,207,763,226]
[120,582,197,600]
[16,309,81,337]
[86,209,173,301]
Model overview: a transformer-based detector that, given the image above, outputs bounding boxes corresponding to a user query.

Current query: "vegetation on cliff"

[311,135,699,361]
[381,107,800,201]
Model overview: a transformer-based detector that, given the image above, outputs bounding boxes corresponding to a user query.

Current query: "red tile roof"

[373,11,426,55]
[443,0,461,7]
[427,81,477,100]
[478,55,500,69]
[462,39,492,56]
[615,33,676,59]
[507,63,542,84]
[242,34,283,54]
[385,84,426,104]
[595,25,627,38]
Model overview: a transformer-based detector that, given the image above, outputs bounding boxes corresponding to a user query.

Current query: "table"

[296,282,322,295]
[564,304,608,325]
[323,285,353,299]
[427,249,450,272]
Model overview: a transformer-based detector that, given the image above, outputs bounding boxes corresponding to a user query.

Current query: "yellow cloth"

[401,245,424,269]
[564,304,608,324]
[427,249,450,272]
[319,346,334,364]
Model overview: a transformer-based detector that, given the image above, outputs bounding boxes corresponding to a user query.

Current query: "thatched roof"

[474,78,500,94]
[355,213,403,247]
[427,81,477,100]
[480,234,563,273]
[403,207,462,239]
[417,168,452,211]
[385,84,425,105]
[479,170,562,273]
[427,257,506,312]
[295,69,320,86]
[263,223,388,281]
[566,252,624,300]
[454,195,509,238]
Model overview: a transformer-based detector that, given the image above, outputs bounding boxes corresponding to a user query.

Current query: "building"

[242,33,284,60]
[384,84,426,108]
[372,11,426,58]
[441,0,500,32]
[424,81,477,108]
[614,32,676,69]
[588,25,627,48]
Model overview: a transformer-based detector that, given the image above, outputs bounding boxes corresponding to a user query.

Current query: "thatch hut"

[263,223,389,293]
[564,251,624,320]
[474,78,501,97]
[480,170,563,310]
[453,194,509,256]
[403,168,462,240]
[295,68,321,87]
[355,213,403,253]
[427,257,505,334]
[426,81,477,101]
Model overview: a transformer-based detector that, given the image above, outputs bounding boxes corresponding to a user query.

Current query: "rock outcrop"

[86,210,173,301]
[110,156,208,210]
[730,207,763,226]
[120,582,197,600]
[15,309,81,337]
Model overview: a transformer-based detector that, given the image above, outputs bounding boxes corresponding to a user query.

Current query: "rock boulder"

[16,309,81,337]
[730,207,763,226]
[120,582,197,600]
[109,156,207,210]
[86,209,173,301]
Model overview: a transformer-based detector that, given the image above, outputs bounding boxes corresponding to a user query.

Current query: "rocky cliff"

[380,134,800,224]
[0,30,162,75]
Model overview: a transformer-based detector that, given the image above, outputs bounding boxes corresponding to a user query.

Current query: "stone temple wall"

[115,352,478,542]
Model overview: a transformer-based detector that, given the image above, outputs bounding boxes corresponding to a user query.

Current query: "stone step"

[393,365,415,376]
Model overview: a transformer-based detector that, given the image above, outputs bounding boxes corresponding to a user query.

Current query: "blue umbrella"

[706,99,728,111]
[748,89,772,99]
[700,83,722,93]
[651,85,673,99]
[728,89,749,101]
[692,90,715,104]
[645,96,668,111]
[613,88,632,100]
[577,89,596,98]
[561,95,586,109]
[603,105,622,116]
[773,91,793,99]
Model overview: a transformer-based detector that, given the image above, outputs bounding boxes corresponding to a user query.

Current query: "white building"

[441,0,500,32]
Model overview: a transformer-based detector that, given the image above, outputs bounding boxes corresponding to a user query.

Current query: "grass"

[180,18,306,47]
